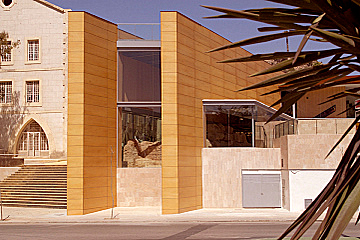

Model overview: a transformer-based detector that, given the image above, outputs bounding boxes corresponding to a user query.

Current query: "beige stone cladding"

[67,11,117,215]
[117,168,161,207]
[161,11,280,214]
[0,0,68,158]
[202,148,281,208]
[297,118,355,135]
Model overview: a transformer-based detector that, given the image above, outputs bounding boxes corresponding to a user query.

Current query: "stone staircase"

[0,165,67,209]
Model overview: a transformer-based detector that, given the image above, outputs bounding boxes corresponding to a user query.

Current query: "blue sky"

[47,0,334,55]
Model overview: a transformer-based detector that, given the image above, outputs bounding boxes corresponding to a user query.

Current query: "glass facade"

[118,47,161,168]
[205,105,253,147]
[120,107,161,168]
[204,100,292,148]
[118,51,160,102]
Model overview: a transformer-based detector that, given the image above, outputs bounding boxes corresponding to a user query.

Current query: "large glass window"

[118,51,160,102]
[120,106,161,168]
[204,100,292,148]
[205,105,254,147]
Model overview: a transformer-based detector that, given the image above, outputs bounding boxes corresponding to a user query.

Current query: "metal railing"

[275,119,297,139]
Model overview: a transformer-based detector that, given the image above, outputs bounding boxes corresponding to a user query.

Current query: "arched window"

[17,120,49,157]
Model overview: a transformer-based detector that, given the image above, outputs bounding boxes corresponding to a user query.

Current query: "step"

[0,184,67,187]
[1,195,67,200]
[3,178,66,182]
[0,164,68,209]
[0,183,67,187]
[15,170,67,173]
[1,195,66,200]
[2,191,67,196]
[0,203,66,209]
[6,177,67,181]
[1,197,67,202]
[2,195,66,199]
[1,186,67,192]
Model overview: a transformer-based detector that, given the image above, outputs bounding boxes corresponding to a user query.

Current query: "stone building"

[0,0,67,159]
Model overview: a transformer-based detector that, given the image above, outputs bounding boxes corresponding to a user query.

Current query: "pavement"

[0,206,353,224]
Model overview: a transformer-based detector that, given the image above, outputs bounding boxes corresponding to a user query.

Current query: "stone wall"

[117,168,161,207]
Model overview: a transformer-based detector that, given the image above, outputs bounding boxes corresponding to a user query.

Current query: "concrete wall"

[276,133,353,211]
[117,168,161,207]
[289,170,334,212]
[0,0,67,157]
[279,134,353,170]
[67,11,117,215]
[202,148,281,208]
[160,11,280,214]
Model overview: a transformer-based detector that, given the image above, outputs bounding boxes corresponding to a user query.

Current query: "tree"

[0,32,24,155]
[0,31,19,60]
[203,1,360,239]
[0,31,19,102]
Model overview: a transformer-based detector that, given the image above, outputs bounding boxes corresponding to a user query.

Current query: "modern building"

[0,0,356,215]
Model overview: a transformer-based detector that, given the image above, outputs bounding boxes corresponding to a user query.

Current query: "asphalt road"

[0,222,359,240]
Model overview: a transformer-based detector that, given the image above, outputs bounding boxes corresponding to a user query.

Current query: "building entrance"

[17,120,49,158]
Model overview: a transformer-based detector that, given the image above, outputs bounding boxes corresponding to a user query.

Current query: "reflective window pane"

[118,51,160,102]
[205,105,253,147]
[120,107,161,168]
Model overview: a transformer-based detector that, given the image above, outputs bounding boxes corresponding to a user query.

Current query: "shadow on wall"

[0,91,28,154]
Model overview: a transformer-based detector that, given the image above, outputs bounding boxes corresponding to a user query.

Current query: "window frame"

[0,0,16,10]
[1,39,14,65]
[25,38,41,64]
[24,79,42,106]
[0,80,13,105]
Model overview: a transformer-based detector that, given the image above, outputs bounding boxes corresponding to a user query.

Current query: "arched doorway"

[17,120,49,157]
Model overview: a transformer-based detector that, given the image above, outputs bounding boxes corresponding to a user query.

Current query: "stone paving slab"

[0,206,357,224]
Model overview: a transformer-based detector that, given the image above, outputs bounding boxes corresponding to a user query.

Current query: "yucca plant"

[203,1,360,239]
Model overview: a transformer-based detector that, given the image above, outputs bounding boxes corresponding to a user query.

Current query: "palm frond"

[203,1,360,238]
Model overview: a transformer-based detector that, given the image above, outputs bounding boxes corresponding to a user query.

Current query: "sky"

[47,0,335,55]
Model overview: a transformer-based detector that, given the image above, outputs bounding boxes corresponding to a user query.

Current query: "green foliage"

[203,0,360,239]
[0,31,20,101]
[0,31,20,59]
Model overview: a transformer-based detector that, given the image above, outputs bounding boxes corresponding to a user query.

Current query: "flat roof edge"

[117,40,161,49]
[202,99,293,120]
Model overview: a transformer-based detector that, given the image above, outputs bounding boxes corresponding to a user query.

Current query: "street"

[0,222,359,240]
